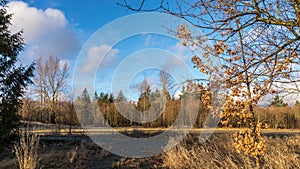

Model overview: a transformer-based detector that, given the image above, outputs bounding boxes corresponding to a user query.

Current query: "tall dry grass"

[162,134,300,169]
[14,131,39,169]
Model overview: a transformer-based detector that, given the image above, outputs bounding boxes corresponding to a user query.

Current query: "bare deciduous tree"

[34,56,69,131]
[159,70,173,101]
[119,0,300,165]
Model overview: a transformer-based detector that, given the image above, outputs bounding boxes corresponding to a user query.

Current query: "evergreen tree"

[270,95,288,107]
[108,93,114,103]
[76,88,92,125]
[94,91,99,101]
[137,85,151,112]
[0,1,35,145]
[99,92,109,103]
[116,90,126,102]
[80,88,91,103]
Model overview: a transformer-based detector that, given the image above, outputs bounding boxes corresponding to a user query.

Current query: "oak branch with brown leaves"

[119,0,300,166]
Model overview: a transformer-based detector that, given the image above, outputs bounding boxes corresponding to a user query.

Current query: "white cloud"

[165,42,192,68]
[7,1,79,62]
[80,45,119,74]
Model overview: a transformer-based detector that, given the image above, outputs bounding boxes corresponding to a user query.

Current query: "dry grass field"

[162,134,300,169]
[0,129,299,169]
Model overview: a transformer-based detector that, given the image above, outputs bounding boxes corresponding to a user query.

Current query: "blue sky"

[24,0,133,33]
[5,0,211,100]
[5,0,299,105]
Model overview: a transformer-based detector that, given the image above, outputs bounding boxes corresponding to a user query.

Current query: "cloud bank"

[7,1,79,63]
[81,45,119,74]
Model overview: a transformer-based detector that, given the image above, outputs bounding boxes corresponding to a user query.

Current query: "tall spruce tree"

[0,0,35,145]
[75,88,92,125]
[270,95,288,107]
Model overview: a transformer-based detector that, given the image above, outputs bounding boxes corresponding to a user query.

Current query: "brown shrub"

[162,134,300,169]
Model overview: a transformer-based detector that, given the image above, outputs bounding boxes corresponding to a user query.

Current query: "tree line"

[20,81,300,130]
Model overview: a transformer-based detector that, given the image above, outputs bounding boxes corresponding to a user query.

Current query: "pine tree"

[75,88,93,125]
[108,93,114,103]
[80,88,91,103]
[0,0,35,145]
[94,91,99,101]
[270,95,288,107]
[137,85,151,112]
[116,90,126,102]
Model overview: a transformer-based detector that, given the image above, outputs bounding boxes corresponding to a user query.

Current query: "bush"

[162,134,300,169]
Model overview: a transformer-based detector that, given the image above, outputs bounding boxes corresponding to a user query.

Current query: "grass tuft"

[14,130,39,169]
